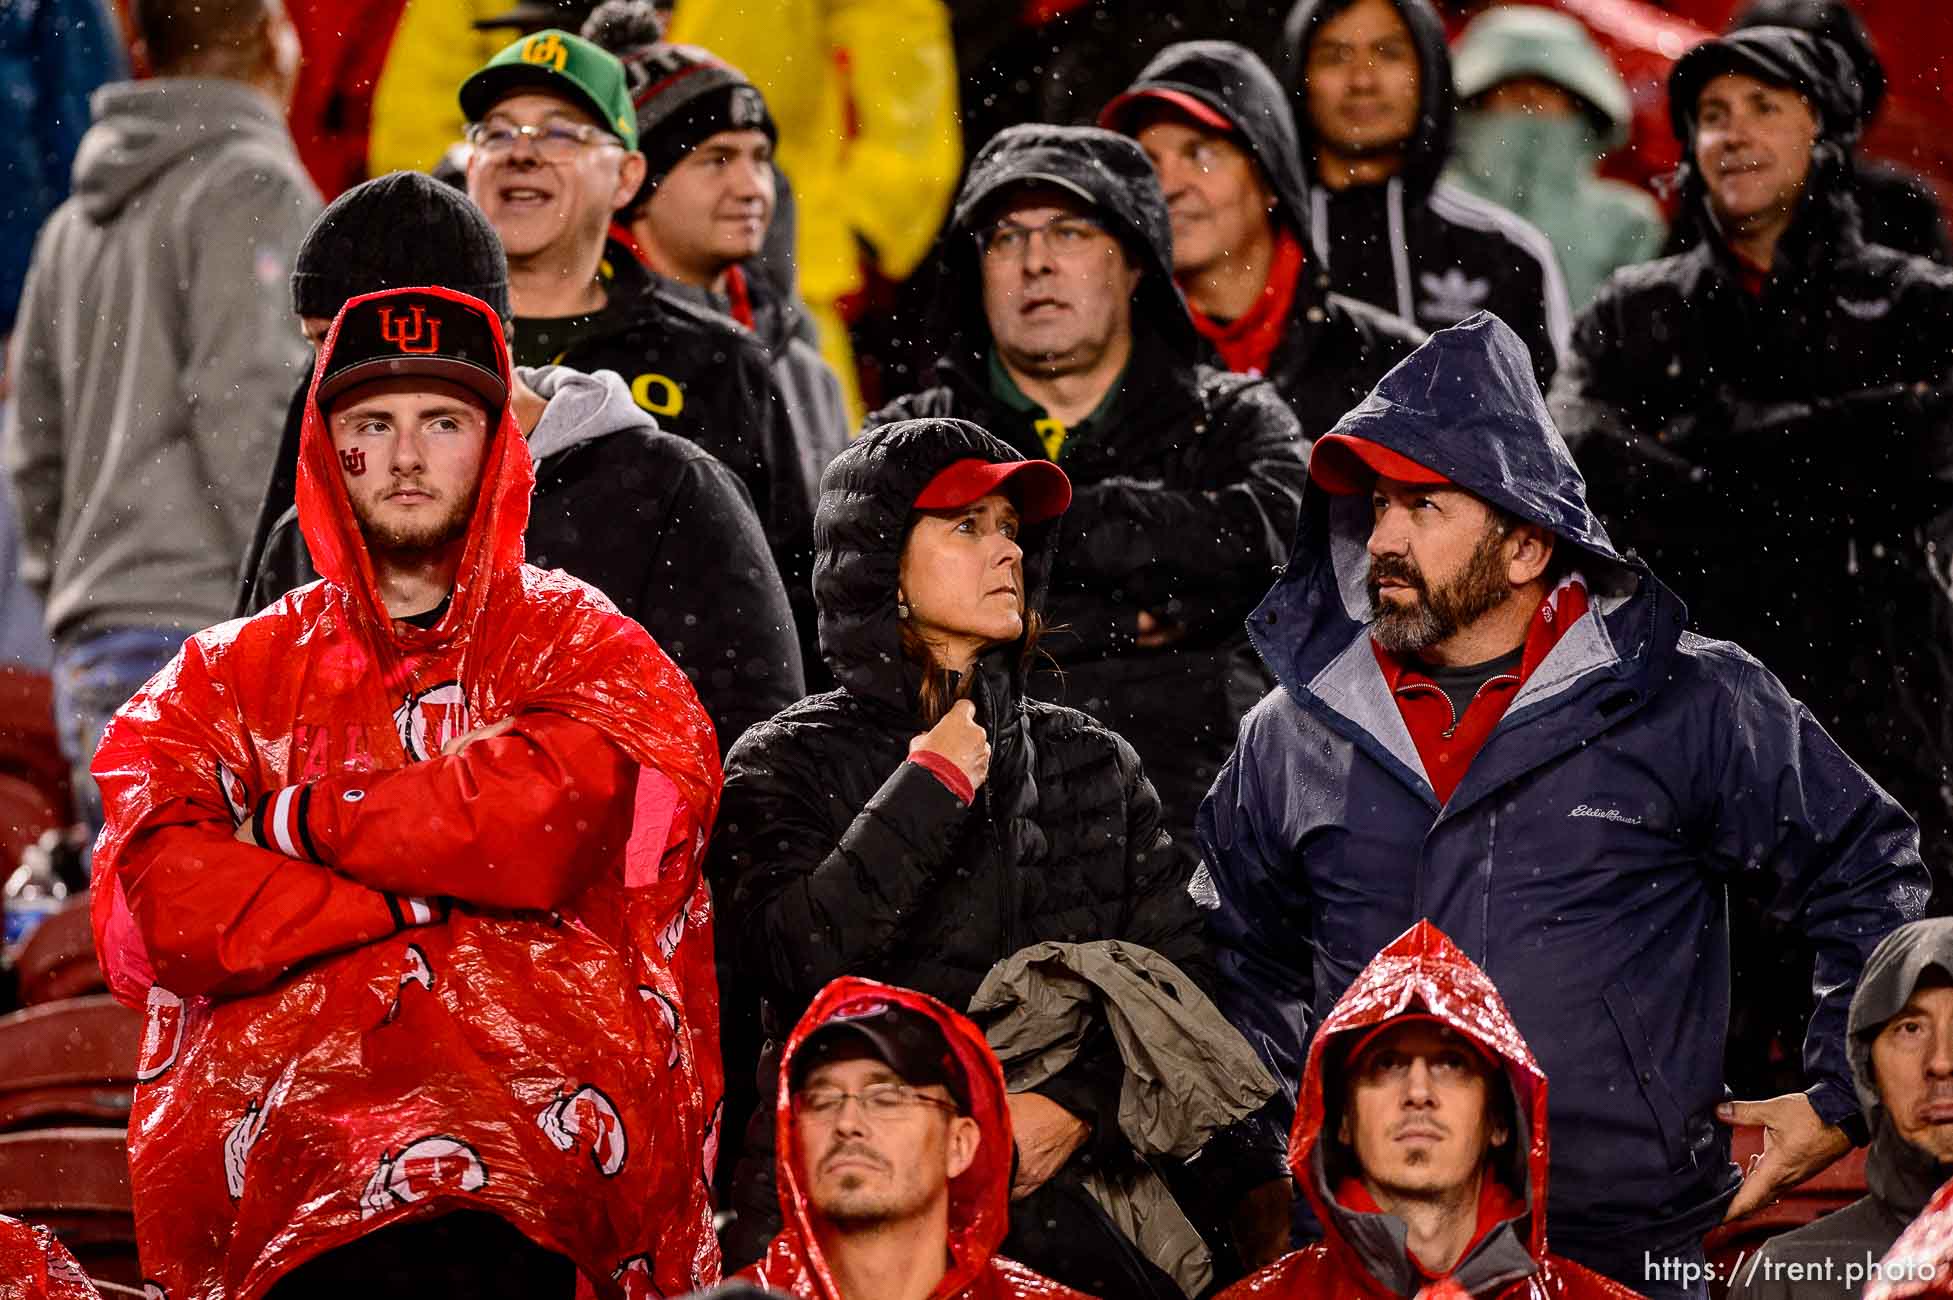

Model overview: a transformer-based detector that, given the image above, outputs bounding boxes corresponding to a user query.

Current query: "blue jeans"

[53,627,189,845]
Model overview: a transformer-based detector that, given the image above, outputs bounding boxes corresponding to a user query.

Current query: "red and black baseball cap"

[316,288,509,414]
[913,457,1072,523]
[1098,85,1236,136]
[1308,434,1452,495]
[1340,1013,1496,1076]
[792,995,973,1113]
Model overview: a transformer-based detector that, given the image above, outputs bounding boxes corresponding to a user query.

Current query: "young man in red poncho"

[87,285,725,1300]
[1219,921,1638,1300]
[739,977,1093,1300]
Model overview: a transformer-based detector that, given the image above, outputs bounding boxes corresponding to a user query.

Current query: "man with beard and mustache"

[1199,312,1926,1297]
[739,978,1090,1300]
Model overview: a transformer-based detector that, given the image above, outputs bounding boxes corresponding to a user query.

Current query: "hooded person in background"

[1446,6,1666,311]
[89,286,725,1298]
[1098,40,1427,440]
[866,124,1308,852]
[580,2,851,503]
[1713,0,1947,264]
[1275,0,1570,387]
[242,171,804,760]
[739,978,1092,1300]
[1730,919,1953,1299]
[1219,921,1639,1299]
[1200,312,1928,1298]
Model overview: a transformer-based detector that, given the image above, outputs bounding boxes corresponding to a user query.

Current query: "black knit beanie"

[290,171,512,323]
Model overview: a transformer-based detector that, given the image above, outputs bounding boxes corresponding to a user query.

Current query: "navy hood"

[1100,40,1313,238]
[935,123,1198,364]
[1278,0,1455,195]
[1248,311,1655,695]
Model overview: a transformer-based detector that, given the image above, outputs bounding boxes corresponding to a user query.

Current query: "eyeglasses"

[466,120,616,161]
[795,1083,960,1122]
[976,216,1112,262]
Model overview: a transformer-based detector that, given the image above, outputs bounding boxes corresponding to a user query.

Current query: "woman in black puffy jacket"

[710,416,1280,1295]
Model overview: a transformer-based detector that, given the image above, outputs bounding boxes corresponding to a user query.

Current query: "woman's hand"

[909,699,990,791]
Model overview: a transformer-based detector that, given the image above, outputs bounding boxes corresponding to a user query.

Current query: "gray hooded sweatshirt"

[1728,919,1953,1299]
[4,78,318,644]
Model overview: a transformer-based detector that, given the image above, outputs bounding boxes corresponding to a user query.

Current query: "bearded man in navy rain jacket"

[1198,311,1928,1299]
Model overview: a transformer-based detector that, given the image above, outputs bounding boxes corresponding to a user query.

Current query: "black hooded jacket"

[1276,0,1571,388]
[243,366,805,758]
[1550,26,1953,885]
[709,417,1252,1290]
[1104,39,1427,439]
[868,124,1309,847]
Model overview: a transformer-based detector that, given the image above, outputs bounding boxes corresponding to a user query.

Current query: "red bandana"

[1186,226,1304,377]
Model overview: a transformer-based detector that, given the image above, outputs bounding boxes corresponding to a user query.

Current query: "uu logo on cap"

[521,31,569,72]
[378,306,442,356]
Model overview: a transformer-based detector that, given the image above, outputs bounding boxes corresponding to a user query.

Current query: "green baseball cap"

[460,28,639,150]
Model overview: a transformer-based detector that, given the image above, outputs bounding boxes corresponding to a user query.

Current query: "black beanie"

[615,44,776,203]
[290,171,512,323]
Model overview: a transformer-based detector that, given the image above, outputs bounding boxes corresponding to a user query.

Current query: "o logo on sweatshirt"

[630,372,684,419]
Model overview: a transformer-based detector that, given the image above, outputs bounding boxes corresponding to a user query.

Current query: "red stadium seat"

[0,995,140,1131]
[0,1127,138,1287]
[1705,1127,1870,1299]
[15,895,106,1006]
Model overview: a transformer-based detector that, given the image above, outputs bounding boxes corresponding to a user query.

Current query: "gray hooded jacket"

[4,78,319,643]
[1728,919,1953,1299]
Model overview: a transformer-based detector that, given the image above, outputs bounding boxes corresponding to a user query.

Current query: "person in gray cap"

[1729,918,1953,1298]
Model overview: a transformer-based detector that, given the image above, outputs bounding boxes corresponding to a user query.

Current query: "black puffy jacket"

[1103,39,1428,439]
[1550,27,1953,888]
[710,416,1244,1291]
[1276,0,1571,388]
[870,125,1309,846]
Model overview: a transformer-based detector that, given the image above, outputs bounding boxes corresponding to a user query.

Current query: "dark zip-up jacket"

[1276,0,1571,388]
[710,416,1247,1291]
[1550,27,1953,885]
[1198,311,1928,1287]
[244,366,803,757]
[1104,39,1428,439]
[870,124,1309,848]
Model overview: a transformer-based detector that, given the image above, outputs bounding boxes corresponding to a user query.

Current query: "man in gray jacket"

[3,0,317,837]
[1728,919,1953,1300]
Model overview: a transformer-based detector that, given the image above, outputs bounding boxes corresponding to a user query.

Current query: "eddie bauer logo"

[1568,803,1644,826]
[378,306,442,355]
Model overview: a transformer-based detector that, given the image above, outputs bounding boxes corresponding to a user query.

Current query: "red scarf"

[1336,1172,1529,1285]
[1187,226,1304,377]
[607,220,755,328]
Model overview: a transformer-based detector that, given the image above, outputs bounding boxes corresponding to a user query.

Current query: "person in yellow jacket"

[664,0,961,423]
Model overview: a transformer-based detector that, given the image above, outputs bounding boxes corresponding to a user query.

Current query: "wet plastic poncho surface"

[738,976,1094,1300]
[1218,921,1641,1300]
[87,286,725,1299]
[0,1216,101,1300]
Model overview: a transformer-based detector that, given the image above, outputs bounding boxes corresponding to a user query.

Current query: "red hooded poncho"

[87,286,725,1299]
[737,977,1093,1300]
[1869,1176,1953,1299]
[1217,922,1642,1300]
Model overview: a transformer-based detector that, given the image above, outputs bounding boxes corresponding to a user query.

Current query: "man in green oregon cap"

[460,29,646,365]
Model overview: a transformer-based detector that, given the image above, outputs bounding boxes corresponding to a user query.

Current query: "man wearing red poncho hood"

[739,976,1091,1300]
[87,284,724,1298]
[1220,921,1639,1300]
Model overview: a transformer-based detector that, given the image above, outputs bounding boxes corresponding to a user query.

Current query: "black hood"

[1277,0,1455,195]
[1101,40,1313,238]
[936,123,1198,365]
[1730,0,1885,123]
[812,418,1058,713]
[1668,26,1864,257]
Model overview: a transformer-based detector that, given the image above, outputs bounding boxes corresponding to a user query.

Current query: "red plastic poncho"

[737,976,1094,1300]
[0,1217,101,1300]
[88,286,725,1299]
[1217,921,1640,1300]
[1868,1176,1953,1299]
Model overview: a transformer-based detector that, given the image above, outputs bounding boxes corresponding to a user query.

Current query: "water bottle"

[3,833,74,948]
